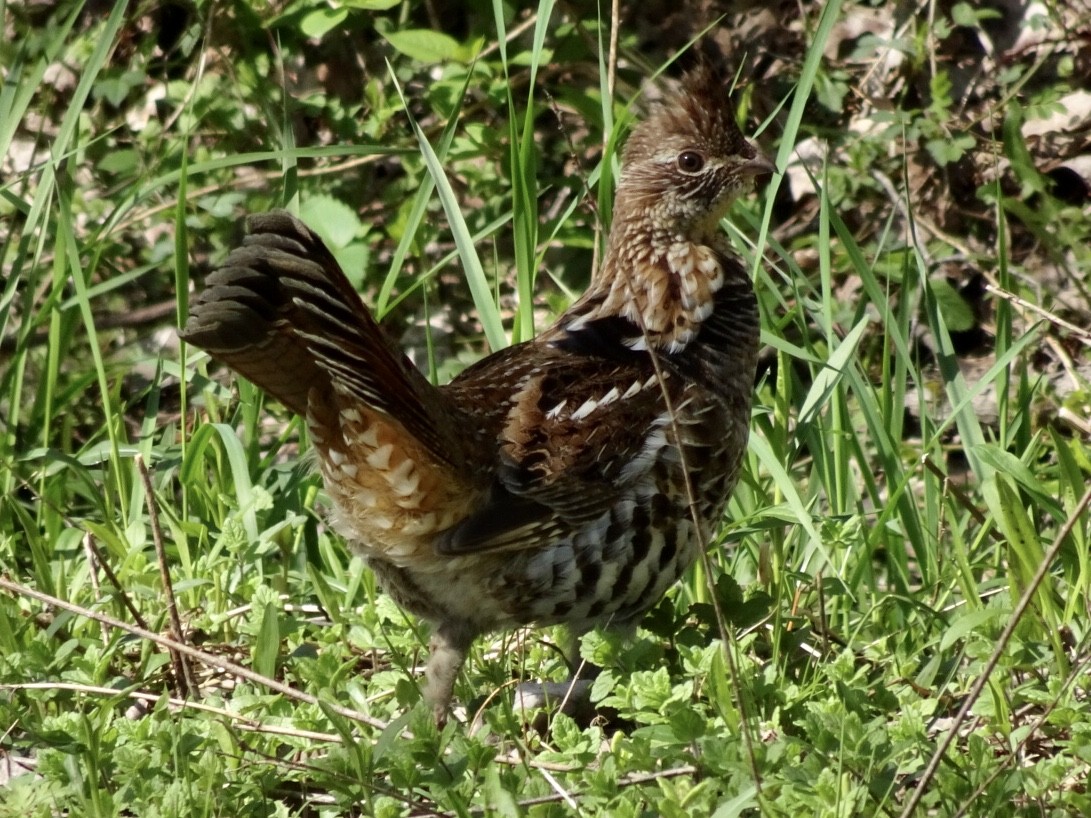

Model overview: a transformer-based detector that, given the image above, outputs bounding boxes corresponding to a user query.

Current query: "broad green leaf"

[713,785,760,818]
[251,600,280,679]
[99,148,139,175]
[952,1,1001,25]
[300,7,348,39]
[940,606,1002,651]
[300,194,361,248]
[951,2,977,26]
[382,29,466,63]
[925,134,975,166]
[928,277,975,331]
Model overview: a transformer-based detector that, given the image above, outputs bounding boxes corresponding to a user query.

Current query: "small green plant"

[1,0,1089,815]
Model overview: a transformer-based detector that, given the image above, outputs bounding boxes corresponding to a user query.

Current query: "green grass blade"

[387,65,507,351]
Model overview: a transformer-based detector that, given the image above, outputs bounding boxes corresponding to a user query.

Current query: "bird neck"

[580,212,737,353]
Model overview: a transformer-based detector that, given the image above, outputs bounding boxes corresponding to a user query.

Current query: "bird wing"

[436,344,680,555]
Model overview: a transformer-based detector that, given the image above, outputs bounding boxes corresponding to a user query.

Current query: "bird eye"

[676,151,705,173]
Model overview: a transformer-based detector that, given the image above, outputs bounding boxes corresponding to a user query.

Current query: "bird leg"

[425,622,475,727]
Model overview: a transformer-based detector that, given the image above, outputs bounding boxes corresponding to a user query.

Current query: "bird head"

[614,63,774,239]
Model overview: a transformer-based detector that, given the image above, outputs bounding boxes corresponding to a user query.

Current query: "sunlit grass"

[1,1,1089,816]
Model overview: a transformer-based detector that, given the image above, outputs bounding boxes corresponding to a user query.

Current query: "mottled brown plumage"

[181,64,772,724]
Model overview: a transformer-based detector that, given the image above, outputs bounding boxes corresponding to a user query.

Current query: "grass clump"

[2,1,1090,815]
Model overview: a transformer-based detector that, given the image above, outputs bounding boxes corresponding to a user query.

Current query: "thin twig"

[136,453,197,698]
[538,766,579,810]
[949,637,1091,818]
[983,281,1091,349]
[0,682,343,743]
[0,299,177,353]
[82,530,151,630]
[81,533,110,645]
[920,454,1004,543]
[0,576,392,732]
[898,483,1091,817]
[469,765,700,813]
[477,11,539,61]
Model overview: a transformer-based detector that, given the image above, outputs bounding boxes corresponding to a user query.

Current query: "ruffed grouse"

[181,63,772,724]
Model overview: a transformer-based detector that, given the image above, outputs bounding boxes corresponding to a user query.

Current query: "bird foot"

[467,676,598,735]
[512,678,596,722]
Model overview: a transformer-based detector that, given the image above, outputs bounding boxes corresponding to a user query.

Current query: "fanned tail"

[181,210,456,466]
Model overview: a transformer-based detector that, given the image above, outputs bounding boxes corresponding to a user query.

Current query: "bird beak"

[740,148,776,178]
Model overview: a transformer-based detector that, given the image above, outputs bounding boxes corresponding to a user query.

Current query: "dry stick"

[159,6,212,134]
[533,18,621,737]
[950,641,1091,818]
[545,90,601,228]
[920,455,1004,543]
[81,530,151,631]
[0,576,391,732]
[538,766,579,811]
[112,14,539,239]
[478,11,539,61]
[135,453,197,698]
[81,533,111,645]
[230,738,450,818]
[469,765,700,815]
[875,163,1091,354]
[983,281,1091,349]
[0,467,152,629]
[1,682,344,743]
[1,679,608,779]
[897,482,1091,818]
[815,570,829,657]
[0,300,178,353]
[2,18,539,307]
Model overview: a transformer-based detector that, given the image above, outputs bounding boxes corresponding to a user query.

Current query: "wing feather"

[436,346,676,555]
